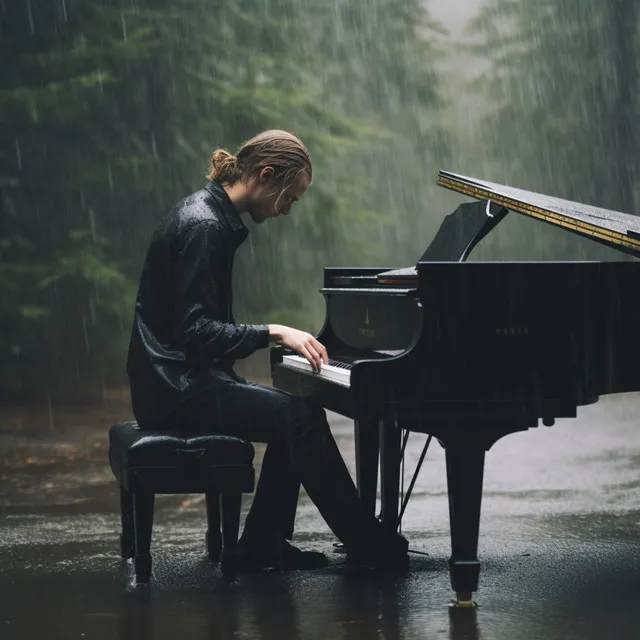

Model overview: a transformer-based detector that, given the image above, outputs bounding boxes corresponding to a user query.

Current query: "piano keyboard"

[280,355,352,387]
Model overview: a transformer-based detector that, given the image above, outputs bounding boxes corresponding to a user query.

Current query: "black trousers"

[167,371,380,550]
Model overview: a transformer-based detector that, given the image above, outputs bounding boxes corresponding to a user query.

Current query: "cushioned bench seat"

[108,420,255,582]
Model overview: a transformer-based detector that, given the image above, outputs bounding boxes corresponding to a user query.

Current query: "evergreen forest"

[1,0,638,404]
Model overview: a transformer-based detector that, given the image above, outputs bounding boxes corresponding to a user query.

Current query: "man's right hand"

[268,324,328,373]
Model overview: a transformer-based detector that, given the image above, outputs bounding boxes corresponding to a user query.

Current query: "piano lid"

[437,171,640,258]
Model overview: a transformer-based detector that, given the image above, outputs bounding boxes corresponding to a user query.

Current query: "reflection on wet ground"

[1,392,640,639]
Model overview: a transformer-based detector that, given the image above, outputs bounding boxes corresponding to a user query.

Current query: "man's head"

[207,130,312,223]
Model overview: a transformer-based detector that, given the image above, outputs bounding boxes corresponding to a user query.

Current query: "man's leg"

[177,374,406,567]
[240,439,300,547]
[193,376,381,549]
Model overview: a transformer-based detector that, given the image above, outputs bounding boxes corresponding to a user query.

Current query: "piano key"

[327,358,353,369]
[281,355,351,388]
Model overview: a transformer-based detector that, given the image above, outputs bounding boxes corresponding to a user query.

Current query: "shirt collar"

[204,180,248,243]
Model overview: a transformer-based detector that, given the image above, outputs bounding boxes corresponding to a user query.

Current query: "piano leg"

[354,419,379,519]
[445,444,485,607]
[379,412,401,534]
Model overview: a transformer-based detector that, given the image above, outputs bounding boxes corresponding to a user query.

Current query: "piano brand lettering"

[359,308,376,337]
[495,326,529,336]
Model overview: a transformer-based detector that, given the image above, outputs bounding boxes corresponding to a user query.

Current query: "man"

[127,129,408,571]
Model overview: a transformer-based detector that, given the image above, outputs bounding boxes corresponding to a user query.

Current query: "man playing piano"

[127,129,408,571]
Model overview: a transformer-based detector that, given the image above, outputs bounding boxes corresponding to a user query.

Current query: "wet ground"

[1,390,640,639]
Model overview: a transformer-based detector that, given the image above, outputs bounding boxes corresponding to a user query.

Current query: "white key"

[281,355,351,388]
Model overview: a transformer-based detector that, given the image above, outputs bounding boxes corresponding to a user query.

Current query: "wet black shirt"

[126,181,270,427]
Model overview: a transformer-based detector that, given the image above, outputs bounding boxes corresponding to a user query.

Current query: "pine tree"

[0,0,448,399]
[0,0,155,401]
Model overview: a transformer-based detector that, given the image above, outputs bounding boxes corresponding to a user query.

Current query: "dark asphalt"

[1,393,639,639]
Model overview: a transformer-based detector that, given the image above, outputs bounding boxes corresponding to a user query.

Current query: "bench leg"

[220,492,241,582]
[133,491,155,583]
[119,486,135,559]
[205,492,222,562]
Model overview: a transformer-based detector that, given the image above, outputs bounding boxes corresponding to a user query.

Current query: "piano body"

[270,171,640,605]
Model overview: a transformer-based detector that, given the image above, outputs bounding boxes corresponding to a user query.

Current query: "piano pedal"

[332,541,347,554]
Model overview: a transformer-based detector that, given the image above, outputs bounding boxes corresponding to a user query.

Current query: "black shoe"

[235,539,329,572]
[346,533,410,572]
[281,541,329,569]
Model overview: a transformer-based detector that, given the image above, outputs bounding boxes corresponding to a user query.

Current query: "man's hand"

[268,324,329,373]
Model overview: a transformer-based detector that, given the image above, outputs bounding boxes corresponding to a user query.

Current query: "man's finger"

[310,349,322,371]
[299,346,319,372]
[311,338,329,363]
[316,340,328,362]
[304,340,323,370]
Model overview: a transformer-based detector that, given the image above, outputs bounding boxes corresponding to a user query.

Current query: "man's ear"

[259,166,274,184]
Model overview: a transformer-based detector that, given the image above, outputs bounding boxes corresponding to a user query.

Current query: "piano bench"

[108,420,255,583]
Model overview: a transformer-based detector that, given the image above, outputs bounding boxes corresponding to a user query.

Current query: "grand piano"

[270,171,640,605]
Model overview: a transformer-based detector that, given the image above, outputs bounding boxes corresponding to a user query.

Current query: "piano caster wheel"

[542,417,555,427]
[455,592,475,608]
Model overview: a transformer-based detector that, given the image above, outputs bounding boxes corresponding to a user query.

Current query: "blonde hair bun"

[208,149,240,184]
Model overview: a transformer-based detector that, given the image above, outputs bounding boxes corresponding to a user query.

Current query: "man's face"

[247,170,311,224]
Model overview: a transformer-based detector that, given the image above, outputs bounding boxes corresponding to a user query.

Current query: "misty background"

[1,0,638,412]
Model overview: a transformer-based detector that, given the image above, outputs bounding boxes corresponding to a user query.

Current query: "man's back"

[126,182,267,428]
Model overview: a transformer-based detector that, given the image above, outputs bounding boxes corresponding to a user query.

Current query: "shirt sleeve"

[173,220,270,362]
